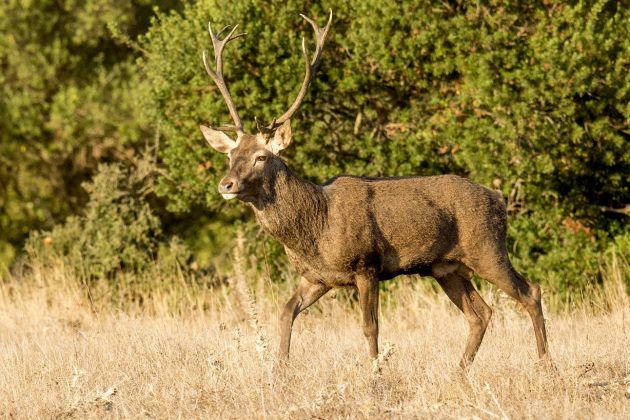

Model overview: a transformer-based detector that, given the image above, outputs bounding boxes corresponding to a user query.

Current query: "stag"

[199,11,549,368]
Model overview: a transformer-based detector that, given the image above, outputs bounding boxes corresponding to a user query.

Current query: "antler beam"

[268,9,333,131]
[202,24,246,133]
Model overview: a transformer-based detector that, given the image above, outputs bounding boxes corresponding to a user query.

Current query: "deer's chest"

[285,247,359,287]
[283,228,384,287]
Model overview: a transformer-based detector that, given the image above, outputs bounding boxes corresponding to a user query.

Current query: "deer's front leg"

[279,277,330,361]
[357,272,380,359]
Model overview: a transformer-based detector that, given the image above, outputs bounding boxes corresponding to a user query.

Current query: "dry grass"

[0,250,628,418]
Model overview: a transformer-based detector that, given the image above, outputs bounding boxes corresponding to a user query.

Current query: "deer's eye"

[255,155,267,163]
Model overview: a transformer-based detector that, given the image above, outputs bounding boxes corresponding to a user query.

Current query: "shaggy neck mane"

[251,161,328,256]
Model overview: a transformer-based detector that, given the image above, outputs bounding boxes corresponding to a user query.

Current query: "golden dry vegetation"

[1,252,628,419]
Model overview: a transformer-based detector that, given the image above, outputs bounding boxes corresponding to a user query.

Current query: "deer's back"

[316,174,506,282]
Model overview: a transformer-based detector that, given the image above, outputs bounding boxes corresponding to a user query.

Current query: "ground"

[1,276,628,419]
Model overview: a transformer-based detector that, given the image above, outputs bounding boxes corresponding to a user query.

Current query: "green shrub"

[0,0,180,271]
[138,0,628,294]
[25,158,191,281]
[3,1,627,303]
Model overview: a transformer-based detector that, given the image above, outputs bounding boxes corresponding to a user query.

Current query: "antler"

[266,10,333,131]
[202,24,246,133]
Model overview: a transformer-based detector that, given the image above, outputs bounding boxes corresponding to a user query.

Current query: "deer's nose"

[218,177,238,194]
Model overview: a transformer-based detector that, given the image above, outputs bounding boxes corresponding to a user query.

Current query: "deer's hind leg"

[434,264,493,369]
[468,257,549,360]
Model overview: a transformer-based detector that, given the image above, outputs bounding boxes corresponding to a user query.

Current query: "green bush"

[2,1,627,302]
[0,0,180,271]
[25,158,191,280]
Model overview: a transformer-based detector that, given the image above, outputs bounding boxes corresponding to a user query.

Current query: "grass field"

[1,254,628,418]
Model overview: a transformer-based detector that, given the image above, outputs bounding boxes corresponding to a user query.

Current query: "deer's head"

[200,11,332,201]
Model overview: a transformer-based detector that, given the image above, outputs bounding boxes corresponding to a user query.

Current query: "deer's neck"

[251,163,327,255]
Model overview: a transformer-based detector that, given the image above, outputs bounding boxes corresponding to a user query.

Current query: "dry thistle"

[94,386,116,411]
[312,383,348,411]
[232,327,242,353]
[233,228,269,361]
[372,341,396,376]
[242,286,268,361]
[70,366,86,389]
[231,228,248,313]
[206,352,225,386]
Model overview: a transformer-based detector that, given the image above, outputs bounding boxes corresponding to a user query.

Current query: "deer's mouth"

[221,192,241,200]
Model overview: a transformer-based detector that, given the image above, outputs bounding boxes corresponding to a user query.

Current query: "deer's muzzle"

[219,176,240,200]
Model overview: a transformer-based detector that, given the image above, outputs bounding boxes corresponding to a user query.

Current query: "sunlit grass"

[0,246,627,418]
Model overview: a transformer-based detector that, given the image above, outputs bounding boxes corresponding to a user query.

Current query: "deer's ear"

[200,125,237,153]
[270,120,292,154]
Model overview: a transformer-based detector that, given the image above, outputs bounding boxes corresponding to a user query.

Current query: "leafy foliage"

[26,159,159,278]
[138,0,628,290]
[1,1,628,298]
[141,1,628,213]
[0,0,180,270]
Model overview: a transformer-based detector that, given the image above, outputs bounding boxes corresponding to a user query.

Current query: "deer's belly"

[284,232,461,287]
[289,257,357,287]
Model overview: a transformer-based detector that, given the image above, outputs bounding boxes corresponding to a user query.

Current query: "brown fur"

[205,130,550,368]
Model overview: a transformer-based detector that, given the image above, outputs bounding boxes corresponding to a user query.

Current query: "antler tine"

[214,25,231,39]
[299,9,332,65]
[202,23,246,133]
[255,116,265,134]
[269,9,333,130]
